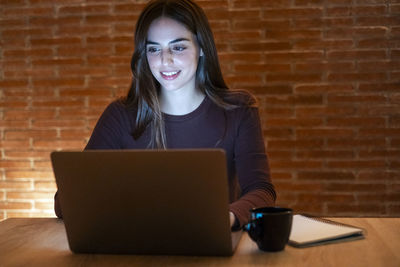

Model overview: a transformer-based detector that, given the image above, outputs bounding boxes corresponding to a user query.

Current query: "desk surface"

[0,217,399,267]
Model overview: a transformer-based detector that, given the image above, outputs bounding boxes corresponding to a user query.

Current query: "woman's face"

[146,17,201,94]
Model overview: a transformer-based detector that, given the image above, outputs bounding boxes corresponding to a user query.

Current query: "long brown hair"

[124,0,255,148]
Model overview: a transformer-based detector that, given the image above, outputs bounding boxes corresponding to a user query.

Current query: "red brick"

[357,171,399,181]
[325,182,386,192]
[296,106,356,117]
[215,31,262,41]
[327,138,386,148]
[57,46,112,56]
[34,201,55,210]
[4,109,56,120]
[33,160,52,169]
[32,99,85,108]
[0,160,31,169]
[33,140,86,149]
[59,130,92,139]
[33,78,85,88]
[274,181,323,191]
[267,139,324,149]
[0,140,30,149]
[356,16,400,26]
[85,14,138,24]
[0,201,32,210]
[32,58,84,67]
[359,83,400,92]
[327,50,386,60]
[56,25,111,36]
[267,118,324,128]
[234,63,291,73]
[5,170,54,180]
[231,42,292,52]
[59,68,110,77]
[327,160,386,169]
[4,68,55,79]
[59,4,111,14]
[7,191,55,200]
[0,79,29,88]
[359,149,400,158]
[294,40,354,50]
[4,151,52,160]
[327,117,386,127]
[219,52,263,62]
[298,171,355,181]
[233,0,291,9]
[297,193,356,204]
[0,100,28,108]
[0,120,29,128]
[266,29,322,40]
[263,107,294,117]
[297,128,355,138]
[327,94,387,104]
[296,62,355,73]
[270,172,293,180]
[5,130,58,140]
[248,85,293,95]
[327,204,386,215]
[32,119,85,128]
[328,72,387,82]
[264,8,323,18]
[267,150,293,159]
[233,20,291,31]
[0,181,32,190]
[295,84,355,93]
[265,51,324,62]
[29,16,81,27]
[358,106,399,116]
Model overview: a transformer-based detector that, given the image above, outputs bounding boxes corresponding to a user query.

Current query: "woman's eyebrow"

[146,38,190,45]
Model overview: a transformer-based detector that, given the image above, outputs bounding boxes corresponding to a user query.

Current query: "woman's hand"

[229,211,236,227]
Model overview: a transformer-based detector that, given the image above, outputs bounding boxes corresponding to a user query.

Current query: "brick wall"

[0,0,399,220]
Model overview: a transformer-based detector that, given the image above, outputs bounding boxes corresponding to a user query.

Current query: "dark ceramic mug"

[244,207,293,252]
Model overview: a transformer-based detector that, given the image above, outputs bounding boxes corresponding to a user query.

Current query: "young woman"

[54,0,276,230]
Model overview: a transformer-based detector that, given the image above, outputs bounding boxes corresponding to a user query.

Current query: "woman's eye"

[147,47,160,54]
[173,46,186,52]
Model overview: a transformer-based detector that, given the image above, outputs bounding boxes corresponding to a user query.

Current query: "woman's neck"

[160,88,205,116]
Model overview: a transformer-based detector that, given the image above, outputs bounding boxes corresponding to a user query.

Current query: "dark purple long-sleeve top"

[54,94,276,228]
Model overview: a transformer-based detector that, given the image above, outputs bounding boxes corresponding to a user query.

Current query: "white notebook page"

[289,214,363,244]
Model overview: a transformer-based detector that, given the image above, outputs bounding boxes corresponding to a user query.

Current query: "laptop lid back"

[51,149,235,256]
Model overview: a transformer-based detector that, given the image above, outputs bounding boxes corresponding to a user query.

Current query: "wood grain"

[0,217,399,267]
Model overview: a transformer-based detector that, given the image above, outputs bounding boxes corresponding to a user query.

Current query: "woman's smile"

[160,70,181,80]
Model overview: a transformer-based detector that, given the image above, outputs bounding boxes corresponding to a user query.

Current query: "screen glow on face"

[146,17,201,94]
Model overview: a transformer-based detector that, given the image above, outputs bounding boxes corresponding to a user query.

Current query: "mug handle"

[244,217,263,242]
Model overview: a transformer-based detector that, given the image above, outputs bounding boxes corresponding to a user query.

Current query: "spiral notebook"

[289,214,365,248]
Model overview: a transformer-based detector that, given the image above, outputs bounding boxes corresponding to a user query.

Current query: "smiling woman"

[53,0,277,230]
[145,17,205,116]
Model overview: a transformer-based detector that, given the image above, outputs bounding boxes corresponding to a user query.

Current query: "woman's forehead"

[147,17,195,44]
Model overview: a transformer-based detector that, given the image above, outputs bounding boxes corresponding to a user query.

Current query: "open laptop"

[51,149,242,256]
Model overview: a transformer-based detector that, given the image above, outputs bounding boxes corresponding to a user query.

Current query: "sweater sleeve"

[229,106,276,228]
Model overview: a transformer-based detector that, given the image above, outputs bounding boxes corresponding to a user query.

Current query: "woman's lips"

[160,70,181,80]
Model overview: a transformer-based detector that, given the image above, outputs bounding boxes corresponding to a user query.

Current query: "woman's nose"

[161,49,173,65]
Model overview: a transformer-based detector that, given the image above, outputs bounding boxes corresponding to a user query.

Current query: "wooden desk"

[0,217,399,266]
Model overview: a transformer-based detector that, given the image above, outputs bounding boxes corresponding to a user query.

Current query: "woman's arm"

[229,105,276,228]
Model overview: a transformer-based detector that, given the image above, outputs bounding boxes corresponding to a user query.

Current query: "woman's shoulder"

[98,98,136,126]
[104,97,136,114]
[221,89,257,107]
